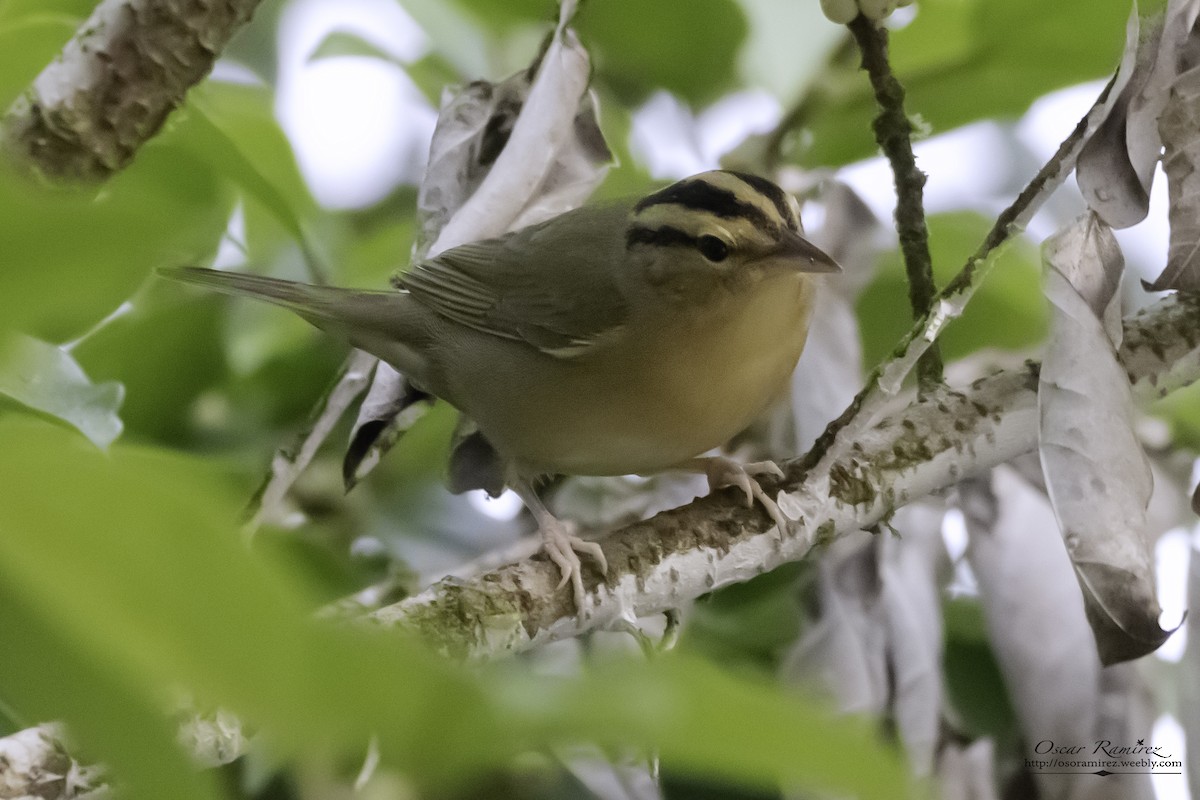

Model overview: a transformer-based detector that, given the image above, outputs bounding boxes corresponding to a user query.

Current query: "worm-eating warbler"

[164,170,840,609]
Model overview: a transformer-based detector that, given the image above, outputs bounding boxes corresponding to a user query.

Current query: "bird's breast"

[449,274,817,477]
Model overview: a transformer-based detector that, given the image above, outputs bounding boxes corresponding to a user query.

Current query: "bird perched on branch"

[164,170,839,610]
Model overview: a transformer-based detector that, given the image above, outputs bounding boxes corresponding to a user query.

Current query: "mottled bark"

[2,0,261,182]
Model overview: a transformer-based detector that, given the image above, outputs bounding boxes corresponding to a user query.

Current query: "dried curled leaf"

[783,501,945,777]
[1149,63,1200,291]
[1077,0,1200,229]
[0,333,124,449]
[345,1,612,486]
[1038,214,1171,664]
[961,469,1099,800]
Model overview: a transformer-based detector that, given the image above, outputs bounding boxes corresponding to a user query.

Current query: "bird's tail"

[159,267,429,381]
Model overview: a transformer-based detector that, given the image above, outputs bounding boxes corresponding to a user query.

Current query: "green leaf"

[1151,378,1200,452]
[396,0,491,77]
[307,29,405,65]
[180,82,320,265]
[70,285,230,446]
[452,0,556,31]
[798,0,1159,167]
[0,14,76,108]
[575,0,748,105]
[942,598,1017,741]
[0,0,93,23]
[0,590,224,800]
[857,212,1047,367]
[0,150,232,338]
[0,417,506,783]
[512,655,910,798]
[0,332,124,448]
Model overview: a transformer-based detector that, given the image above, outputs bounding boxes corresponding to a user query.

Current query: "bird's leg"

[512,481,608,611]
[677,456,789,532]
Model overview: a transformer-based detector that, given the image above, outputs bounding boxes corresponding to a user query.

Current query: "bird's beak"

[771,229,842,273]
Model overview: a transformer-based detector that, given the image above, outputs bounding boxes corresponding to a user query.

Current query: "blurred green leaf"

[518,655,909,798]
[575,0,748,105]
[1150,378,1200,453]
[857,212,1047,367]
[0,0,93,23]
[397,0,491,77]
[798,0,1159,167]
[453,0,555,31]
[942,598,1017,741]
[0,148,232,338]
[0,417,506,785]
[308,29,405,65]
[0,589,224,800]
[182,82,320,267]
[71,286,229,446]
[0,14,75,108]
[0,332,124,448]
[681,564,806,673]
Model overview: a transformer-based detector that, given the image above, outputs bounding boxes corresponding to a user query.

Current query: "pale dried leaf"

[1125,0,1200,201]
[1077,0,1200,228]
[0,333,124,449]
[790,183,876,452]
[1039,215,1168,664]
[781,535,889,717]
[428,4,608,255]
[1041,213,1125,343]
[791,294,863,453]
[1150,62,1200,291]
[342,361,433,490]
[880,502,947,777]
[558,746,661,800]
[1077,7,1150,228]
[782,503,945,777]
[960,468,1099,800]
[936,739,998,800]
[1185,543,1200,800]
[1087,663,1156,800]
[350,4,612,479]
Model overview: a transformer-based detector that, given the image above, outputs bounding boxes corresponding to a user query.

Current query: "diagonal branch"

[2,0,262,182]
[370,294,1200,660]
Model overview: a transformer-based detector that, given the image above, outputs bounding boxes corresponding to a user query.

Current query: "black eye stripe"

[634,180,780,237]
[625,225,700,250]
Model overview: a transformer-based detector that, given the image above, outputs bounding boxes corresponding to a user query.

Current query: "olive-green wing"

[398,205,632,357]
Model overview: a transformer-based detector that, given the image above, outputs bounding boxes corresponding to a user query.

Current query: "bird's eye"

[697,235,729,263]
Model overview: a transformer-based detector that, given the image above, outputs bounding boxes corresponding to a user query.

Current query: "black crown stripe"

[634,179,779,236]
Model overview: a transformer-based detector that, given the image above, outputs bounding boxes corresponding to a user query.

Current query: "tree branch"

[2,0,262,182]
[794,76,1111,494]
[846,14,941,390]
[370,294,1200,660]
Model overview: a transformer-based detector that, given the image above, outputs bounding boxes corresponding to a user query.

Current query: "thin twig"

[847,14,941,391]
[790,77,1111,488]
[245,349,376,532]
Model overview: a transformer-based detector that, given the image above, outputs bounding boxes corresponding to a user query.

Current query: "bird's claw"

[540,519,608,612]
[704,457,789,532]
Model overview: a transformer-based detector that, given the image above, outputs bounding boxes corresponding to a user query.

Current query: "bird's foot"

[699,456,789,532]
[539,518,608,612]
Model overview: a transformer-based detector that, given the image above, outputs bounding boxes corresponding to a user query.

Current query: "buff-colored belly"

[451,275,815,476]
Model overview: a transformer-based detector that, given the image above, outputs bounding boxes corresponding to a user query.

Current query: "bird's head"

[625,170,840,299]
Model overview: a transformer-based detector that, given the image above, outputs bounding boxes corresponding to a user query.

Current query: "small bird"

[163,170,839,609]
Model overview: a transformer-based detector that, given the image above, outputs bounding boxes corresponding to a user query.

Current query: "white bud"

[820,0,859,24]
